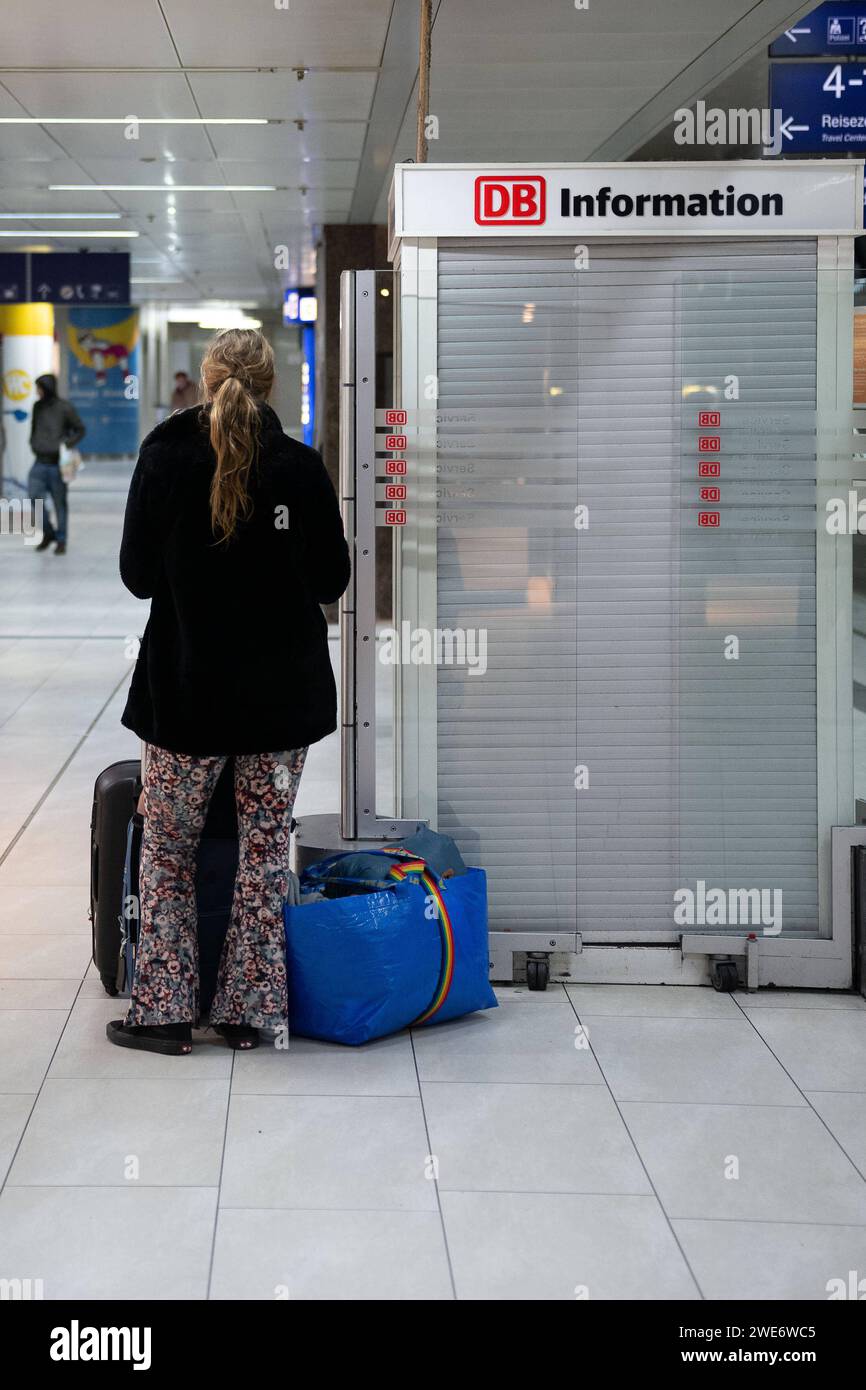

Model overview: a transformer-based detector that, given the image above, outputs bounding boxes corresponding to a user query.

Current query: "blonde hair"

[200,328,275,542]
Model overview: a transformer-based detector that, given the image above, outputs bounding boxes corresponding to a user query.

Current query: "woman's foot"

[213,1022,259,1050]
[106,1020,192,1055]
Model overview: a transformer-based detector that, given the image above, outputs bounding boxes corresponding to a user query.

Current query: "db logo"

[474,176,546,225]
[385,459,407,475]
[698,511,720,528]
[698,436,720,452]
[384,509,406,526]
[385,484,407,501]
[698,461,720,477]
[698,411,720,428]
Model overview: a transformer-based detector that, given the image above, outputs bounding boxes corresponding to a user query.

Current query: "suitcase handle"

[90,841,99,907]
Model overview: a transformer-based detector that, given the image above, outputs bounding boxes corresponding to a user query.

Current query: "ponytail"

[200,328,276,544]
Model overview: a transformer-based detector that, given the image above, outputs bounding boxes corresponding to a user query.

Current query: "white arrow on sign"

[35,283,51,298]
[779,117,810,141]
[784,26,811,42]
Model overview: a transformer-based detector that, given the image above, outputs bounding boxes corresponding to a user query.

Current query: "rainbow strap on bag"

[380,849,454,1024]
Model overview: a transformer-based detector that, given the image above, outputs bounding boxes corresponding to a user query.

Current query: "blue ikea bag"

[284,850,496,1045]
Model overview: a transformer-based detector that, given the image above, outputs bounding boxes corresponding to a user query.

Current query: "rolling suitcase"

[90,760,140,995]
[90,757,239,1001]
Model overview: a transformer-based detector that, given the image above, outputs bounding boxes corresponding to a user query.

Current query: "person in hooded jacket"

[29,373,86,555]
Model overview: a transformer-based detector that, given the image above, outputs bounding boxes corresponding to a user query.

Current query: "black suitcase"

[90,760,140,994]
[90,758,239,999]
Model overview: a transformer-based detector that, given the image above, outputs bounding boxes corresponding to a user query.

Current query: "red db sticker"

[385,484,407,501]
[385,410,407,426]
[474,176,546,225]
[698,461,720,478]
[698,411,720,427]
[700,487,720,502]
[385,434,407,451]
[384,509,407,526]
[698,436,720,452]
[385,459,407,475]
[698,512,720,528]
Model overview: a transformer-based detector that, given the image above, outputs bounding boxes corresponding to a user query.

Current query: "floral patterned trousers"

[125,745,307,1029]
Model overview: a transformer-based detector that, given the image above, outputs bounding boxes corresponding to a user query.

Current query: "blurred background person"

[170,369,200,412]
[29,373,86,556]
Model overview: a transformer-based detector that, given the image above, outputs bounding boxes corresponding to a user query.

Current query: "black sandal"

[213,1023,259,1050]
[106,1020,193,1055]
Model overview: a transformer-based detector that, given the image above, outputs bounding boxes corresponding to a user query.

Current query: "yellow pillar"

[0,303,55,485]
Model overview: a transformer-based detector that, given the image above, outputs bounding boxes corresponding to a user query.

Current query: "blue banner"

[65,306,140,454]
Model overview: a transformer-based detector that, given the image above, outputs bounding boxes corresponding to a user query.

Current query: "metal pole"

[416,0,432,164]
[339,271,357,841]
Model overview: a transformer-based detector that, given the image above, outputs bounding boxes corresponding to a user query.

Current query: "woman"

[108,328,350,1056]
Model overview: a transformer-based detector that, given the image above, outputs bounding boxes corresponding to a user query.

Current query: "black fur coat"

[120,404,350,756]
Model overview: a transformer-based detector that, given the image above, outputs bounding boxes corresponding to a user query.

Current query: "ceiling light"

[0,229,138,238]
[198,312,262,330]
[0,212,121,220]
[51,184,277,192]
[0,117,269,126]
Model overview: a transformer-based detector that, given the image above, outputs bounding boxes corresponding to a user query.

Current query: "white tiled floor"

[2,460,866,1300]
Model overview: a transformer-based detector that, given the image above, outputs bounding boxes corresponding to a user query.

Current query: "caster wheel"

[100,973,119,997]
[711,960,738,993]
[526,955,549,991]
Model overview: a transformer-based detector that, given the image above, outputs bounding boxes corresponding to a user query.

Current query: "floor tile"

[220,1094,437,1211]
[442,1191,700,1300]
[0,979,82,1010]
[582,1015,805,1105]
[0,1011,69,1091]
[8,1078,230,1186]
[674,1219,866,1300]
[210,1208,453,1300]
[739,990,866,1012]
[422,1081,651,1195]
[741,1008,866,1092]
[232,1030,419,1096]
[0,886,92,935]
[566,984,741,1018]
[0,1093,35,1182]
[412,1000,604,1084]
[0,1186,216,1299]
[807,1091,866,1177]
[622,1101,866,1224]
[0,934,90,980]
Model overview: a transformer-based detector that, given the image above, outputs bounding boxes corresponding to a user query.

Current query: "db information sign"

[390,162,863,240]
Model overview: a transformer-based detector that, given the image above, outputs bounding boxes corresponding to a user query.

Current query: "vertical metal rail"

[339,267,425,842]
[354,271,379,832]
[339,271,357,841]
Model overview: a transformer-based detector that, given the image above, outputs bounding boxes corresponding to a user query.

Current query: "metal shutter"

[435,237,818,936]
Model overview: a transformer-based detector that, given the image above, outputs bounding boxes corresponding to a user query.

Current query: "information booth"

[297,160,865,991]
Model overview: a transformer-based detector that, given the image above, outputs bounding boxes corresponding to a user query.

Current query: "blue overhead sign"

[0,252,130,305]
[769,59,866,152]
[770,4,866,55]
[0,253,27,303]
[31,252,130,305]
